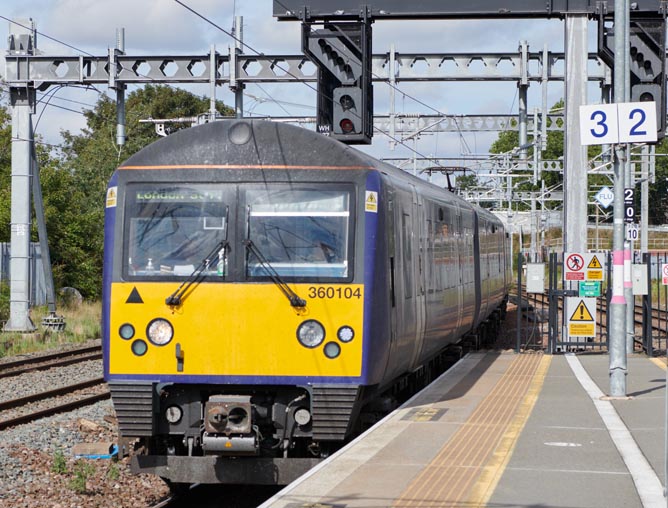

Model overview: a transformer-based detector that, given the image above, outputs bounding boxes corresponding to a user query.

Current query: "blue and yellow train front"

[102,167,384,483]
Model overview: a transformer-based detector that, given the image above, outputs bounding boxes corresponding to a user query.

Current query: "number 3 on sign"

[580,104,619,145]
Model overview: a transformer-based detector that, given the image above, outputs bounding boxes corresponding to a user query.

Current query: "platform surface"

[259,352,667,508]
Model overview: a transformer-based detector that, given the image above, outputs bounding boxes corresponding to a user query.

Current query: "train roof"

[120,119,372,169]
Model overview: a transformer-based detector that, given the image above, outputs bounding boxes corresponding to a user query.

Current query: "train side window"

[390,256,396,307]
[402,213,413,299]
[426,218,434,293]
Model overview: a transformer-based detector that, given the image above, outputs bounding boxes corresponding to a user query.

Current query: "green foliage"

[456,173,479,191]
[106,460,120,481]
[51,449,68,474]
[69,460,95,494]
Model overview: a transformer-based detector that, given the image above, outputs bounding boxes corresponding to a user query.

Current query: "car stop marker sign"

[567,297,597,338]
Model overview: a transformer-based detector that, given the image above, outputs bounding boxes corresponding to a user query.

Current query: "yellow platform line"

[650,357,667,370]
[392,353,550,508]
[467,354,551,507]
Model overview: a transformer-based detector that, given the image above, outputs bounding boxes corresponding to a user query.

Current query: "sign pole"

[609,0,628,397]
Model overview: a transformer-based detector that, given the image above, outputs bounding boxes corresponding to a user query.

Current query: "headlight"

[119,323,135,340]
[296,320,325,348]
[337,325,354,343]
[147,318,174,346]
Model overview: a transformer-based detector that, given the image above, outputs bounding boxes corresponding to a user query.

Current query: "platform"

[259,351,667,508]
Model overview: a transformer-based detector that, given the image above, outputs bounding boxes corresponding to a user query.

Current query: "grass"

[0,299,101,359]
[69,460,96,494]
[51,449,68,474]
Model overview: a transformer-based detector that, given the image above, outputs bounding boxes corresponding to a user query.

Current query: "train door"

[472,210,482,328]
[410,185,426,369]
[386,187,418,376]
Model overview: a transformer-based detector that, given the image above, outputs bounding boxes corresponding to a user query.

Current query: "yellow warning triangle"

[366,193,376,203]
[570,300,594,321]
[587,255,602,269]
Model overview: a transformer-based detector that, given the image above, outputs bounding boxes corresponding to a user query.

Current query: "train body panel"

[101,119,509,485]
[107,282,365,380]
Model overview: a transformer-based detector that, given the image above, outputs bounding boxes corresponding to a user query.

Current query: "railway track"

[0,345,102,380]
[0,344,108,430]
[0,377,109,430]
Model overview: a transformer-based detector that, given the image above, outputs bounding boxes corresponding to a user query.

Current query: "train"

[102,118,510,487]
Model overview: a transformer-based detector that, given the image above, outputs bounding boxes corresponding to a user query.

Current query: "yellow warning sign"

[365,191,378,213]
[570,300,594,321]
[106,186,117,208]
[567,297,597,338]
[569,323,596,336]
[587,255,602,269]
[587,269,603,281]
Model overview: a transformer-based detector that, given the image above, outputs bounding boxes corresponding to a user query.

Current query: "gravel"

[0,342,169,508]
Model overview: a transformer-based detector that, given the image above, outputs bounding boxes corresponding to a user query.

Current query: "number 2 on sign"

[628,108,647,136]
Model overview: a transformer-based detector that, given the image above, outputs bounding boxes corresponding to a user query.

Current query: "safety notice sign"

[565,253,585,280]
[586,254,604,281]
[567,297,597,338]
[564,252,606,282]
[662,264,668,285]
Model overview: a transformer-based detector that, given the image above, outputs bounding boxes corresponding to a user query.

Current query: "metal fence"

[641,251,668,356]
[0,243,47,306]
[516,251,610,353]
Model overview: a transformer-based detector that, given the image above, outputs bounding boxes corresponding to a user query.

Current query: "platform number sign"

[580,102,657,145]
[624,188,635,223]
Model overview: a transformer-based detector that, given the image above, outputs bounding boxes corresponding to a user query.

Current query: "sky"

[1,0,599,173]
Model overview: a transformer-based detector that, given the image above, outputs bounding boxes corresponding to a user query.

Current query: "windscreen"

[124,185,229,277]
[246,187,352,279]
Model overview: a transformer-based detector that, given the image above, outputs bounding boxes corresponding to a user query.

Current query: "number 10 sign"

[579,102,657,145]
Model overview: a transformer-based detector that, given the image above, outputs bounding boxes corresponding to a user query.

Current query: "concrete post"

[563,15,588,254]
[5,87,36,332]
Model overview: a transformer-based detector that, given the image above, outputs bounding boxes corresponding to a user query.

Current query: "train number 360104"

[308,287,362,299]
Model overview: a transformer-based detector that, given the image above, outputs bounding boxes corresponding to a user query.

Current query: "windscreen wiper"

[244,239,306,308]
[165,240,228,306]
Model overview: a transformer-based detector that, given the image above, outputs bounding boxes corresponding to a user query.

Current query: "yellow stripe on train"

[109,282,364,377]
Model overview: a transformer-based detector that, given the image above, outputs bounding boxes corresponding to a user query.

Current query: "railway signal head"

[333,86,363,137]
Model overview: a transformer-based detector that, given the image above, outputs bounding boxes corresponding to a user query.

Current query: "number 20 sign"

[579,102,657,145]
